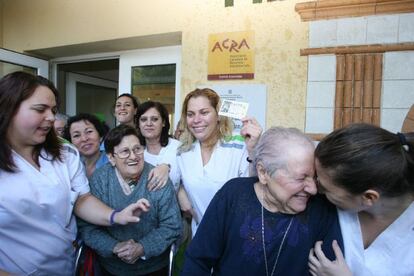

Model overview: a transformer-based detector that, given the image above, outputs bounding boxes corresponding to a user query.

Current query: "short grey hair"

[252,127,314,176]
[55,113,69,122]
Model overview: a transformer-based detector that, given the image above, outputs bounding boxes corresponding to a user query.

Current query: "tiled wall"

[382,51,414,132]
[305,12,414,134]
[309,13,414,47]
[306,55,336,133]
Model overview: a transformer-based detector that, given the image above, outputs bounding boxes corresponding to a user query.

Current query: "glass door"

[119,46,181,132]
[0,48,48,78]
[66,72,118,128]
[131,64,176,132]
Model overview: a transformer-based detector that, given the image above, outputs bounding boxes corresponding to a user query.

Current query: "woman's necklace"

[261,189,294,276]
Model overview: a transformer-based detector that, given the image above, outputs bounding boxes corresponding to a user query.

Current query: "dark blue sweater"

[181,177,343,276]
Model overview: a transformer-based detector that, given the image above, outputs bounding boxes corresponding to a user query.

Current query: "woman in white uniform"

[177,88,262,234]
[0,72,149,275]
[136,100,180,191]
[308,123,414,276]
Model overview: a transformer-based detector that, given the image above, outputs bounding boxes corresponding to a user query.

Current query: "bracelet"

[246,157,253,163]
[110,209,119,225]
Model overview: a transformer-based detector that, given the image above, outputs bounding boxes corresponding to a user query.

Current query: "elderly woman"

[181,127,342,275]
[63,113,109,178]
[79,124,182,275]
[309,124,414,276]
[53,112,69,136]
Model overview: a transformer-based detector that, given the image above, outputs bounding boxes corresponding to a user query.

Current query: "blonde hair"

[178,88,233,153]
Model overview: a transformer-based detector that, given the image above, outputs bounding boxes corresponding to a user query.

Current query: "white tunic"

[338,202,414,276]
[177,138,249,234]
[144,138,181,191]
[0,144,89,275]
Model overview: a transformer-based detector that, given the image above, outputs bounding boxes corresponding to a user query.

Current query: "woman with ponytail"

[309,123,414,276]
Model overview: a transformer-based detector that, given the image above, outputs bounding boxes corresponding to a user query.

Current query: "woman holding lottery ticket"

[176,88,262,235]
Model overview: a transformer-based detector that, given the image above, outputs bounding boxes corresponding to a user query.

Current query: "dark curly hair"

[63,113,108,142]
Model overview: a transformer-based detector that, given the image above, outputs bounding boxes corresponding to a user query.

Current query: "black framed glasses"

[113,146,144,159]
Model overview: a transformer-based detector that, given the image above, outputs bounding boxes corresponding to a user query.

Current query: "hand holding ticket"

[218,100,249,120]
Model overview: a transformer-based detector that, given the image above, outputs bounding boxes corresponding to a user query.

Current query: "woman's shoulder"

[56,142,81,167]
[307,194,336,211]
[167,137,181,147]
[164,138,181,154]
[217,176,257,197]
[177,140,199,157]
[60,142,80,158]
[90,163,114,181]
[304,194,338,222]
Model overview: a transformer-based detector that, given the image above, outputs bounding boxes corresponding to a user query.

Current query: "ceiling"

[35,32,181,82]
[26,32,182,59]
[58,59,119,82]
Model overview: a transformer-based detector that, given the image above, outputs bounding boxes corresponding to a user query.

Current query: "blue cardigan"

[181,177,343,276]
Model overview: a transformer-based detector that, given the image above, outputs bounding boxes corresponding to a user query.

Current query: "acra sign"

[211,38,250,53]
[208,31,255,80]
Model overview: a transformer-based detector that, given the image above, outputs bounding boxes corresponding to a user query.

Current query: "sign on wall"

[208,31,255,80]
[199,84,266,131]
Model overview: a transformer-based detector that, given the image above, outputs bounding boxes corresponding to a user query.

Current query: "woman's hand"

[240,117,262,155]
[0,269,11,276]
[75,194,149,226]
[113,240,130,253]
[308,240,352,276]
[113,239,144,264]
[147,163,170,191]
[114,198,150,225]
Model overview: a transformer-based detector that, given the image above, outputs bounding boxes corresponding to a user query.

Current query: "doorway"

[56,59,119,128]
[131,64,176,133]
[53,45,181,132]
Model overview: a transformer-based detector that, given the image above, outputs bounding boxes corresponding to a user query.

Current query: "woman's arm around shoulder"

[74,165,150,226]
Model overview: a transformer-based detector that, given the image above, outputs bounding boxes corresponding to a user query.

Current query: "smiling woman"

[181,127,342,275]
[176,88,262,236]
[136,101,181,191]
[64,113,109,178]
[79,124,182,275]
[309,124,414,276]
[114,93,139,127]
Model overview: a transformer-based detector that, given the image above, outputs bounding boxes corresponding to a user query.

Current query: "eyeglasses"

[113,146,144,159]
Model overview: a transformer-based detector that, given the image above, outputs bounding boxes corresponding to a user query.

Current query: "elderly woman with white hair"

[181,127,343,276]
[53,112,69,137]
